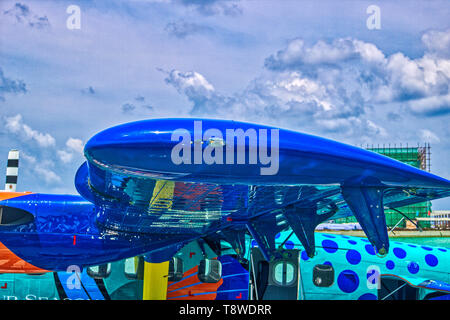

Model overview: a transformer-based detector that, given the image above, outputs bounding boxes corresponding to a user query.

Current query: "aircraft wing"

[418,279,450,293]
[75,118,450,261]
[380,274,450,298]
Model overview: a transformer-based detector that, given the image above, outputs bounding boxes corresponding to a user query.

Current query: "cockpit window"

[0,206,34,226]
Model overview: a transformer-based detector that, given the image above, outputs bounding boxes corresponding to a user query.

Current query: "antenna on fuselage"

[4,150,19,192]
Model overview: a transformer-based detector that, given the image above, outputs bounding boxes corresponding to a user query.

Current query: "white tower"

[5,150,19,192]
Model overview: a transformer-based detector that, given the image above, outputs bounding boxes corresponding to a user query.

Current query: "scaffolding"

[337,143,432,228]
[360,143,431,172]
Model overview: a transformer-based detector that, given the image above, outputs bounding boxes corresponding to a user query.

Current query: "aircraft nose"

[84,125,130,164]
[84,120,176,172]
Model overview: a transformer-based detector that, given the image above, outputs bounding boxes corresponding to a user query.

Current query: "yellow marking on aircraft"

[142,261,170,300]
[149,180,175,211]
[142,180,175,299]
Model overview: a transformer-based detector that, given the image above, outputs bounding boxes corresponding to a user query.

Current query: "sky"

[0,0,449,209]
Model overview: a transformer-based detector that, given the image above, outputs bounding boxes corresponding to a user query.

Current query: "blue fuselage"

[0,193,192,271]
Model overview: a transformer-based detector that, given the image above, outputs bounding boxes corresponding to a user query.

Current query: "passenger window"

[168,257,184,282]
[272,261,297,286]
[87,264,111,279]
[313,264,334,287]
[124,256,144,280]
[198,259,222,283]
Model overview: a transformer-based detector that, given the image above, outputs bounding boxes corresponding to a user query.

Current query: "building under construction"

[336,143,432,229]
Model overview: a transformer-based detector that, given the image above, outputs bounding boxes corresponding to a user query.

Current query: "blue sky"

[0,0,449,209]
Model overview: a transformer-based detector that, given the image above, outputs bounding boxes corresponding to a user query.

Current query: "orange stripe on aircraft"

[0,191,32,202]
[168,292,218,300]
[0,191,47,274]
[0,241,48,274]
[167,279,223,300]
[167,266,199,292]
[167,265,223,300]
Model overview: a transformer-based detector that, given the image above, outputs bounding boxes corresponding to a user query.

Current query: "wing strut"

[221,229,247,258]
[283,203,336,258]
[246,214,280,261]
[341,179,389,255]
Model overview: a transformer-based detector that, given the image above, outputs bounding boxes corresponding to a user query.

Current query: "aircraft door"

[249,248,300,300]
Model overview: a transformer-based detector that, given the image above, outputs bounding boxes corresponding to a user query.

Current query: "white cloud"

[57,150,73,163]
[0,67,27,101]
[165,20,214,39]
[5,114,56,147]
[2,2,50,29]
[264,38,385,71]
[21,157,62,184]
[165,69,384,137]
[163,28,450,143]
[365,120,387,137]
[408,94,450,116]
[421,29,450,58]
[34,165,62,184]
[419,129,440,143]
[263,34,450,116]
[175,0,242,16]
[4,114,22,132]
[20,151,37,164]
[165,69,215,99]
[66,138,84,154]
[384,53,450,101]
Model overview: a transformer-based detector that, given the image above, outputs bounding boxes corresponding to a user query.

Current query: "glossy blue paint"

[0,118,449,274]
[0,193,195,270]
[425,254,438,267]
[386,260,395,270]
[216,255,249,300]
[84,118,450,188]
[322,240,338,253]
[346,250,361,265]
[358,293,377,300]
[78,118,450,258]
[57,270,105,300]
[393,247,407,259]
[407,261,420,274]
[337,270,359,293]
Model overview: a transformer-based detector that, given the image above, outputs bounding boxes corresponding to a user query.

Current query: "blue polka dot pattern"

[284,240,295,249]
[323,261,333,267]
[408,244,417,248]
[393,247,407,259]
[322,239,338,253]
[301,251,309,261]
[386,260,395,270]
[337,270,359,293]
[421,246,433,251]
[275,233,281,239]
[346,250,361,265]
[358,293,377,300]
[251,240,258,247]
[348,240,357,245]
[407,261,420,274]
[425,254,438,267]
[365,244,376,255]
[361,239,370,243]
[438,248,447,252]
[323,234,336,238]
